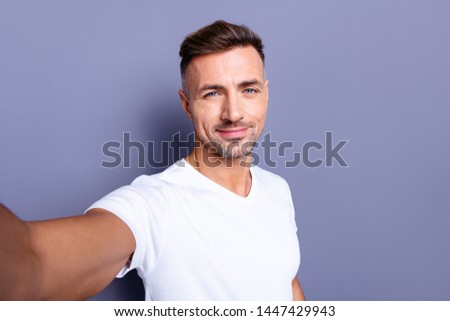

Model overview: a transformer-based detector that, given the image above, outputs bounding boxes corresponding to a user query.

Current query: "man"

[0,20,304,300]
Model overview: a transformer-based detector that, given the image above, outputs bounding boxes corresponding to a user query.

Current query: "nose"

[220,93,244,123]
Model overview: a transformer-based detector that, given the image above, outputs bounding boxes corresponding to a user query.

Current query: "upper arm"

[29,208,135,300]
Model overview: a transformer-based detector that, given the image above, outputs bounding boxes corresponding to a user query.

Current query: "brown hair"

[179,20,265,91]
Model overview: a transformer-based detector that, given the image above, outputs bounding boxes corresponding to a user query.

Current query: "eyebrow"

[238,79,263,88]
[200,84,224,91]
[199,79,264,92]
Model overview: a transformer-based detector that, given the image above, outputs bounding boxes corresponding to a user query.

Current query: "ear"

[264,79,269,101]
[178,89,192,119]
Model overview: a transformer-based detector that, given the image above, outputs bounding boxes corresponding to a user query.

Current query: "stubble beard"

[206,138,257,159]
[196,123,259,159]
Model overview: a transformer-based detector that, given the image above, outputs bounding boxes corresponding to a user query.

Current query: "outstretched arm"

[0,204,135,300]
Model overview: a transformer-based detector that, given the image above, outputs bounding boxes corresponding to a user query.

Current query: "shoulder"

[251,166,294,203]
[129,160,190,193]
[252,166,290,188]
[92,163,186,212]
[251,166,291,198]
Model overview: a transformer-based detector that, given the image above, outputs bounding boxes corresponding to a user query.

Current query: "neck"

[186,146,253,197]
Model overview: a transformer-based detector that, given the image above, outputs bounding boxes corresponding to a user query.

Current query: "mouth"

[216,127,249,140]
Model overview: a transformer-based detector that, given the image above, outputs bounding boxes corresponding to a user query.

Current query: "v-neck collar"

[180,158,257,200]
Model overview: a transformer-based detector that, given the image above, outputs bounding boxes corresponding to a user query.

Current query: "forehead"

[185,46,265,90]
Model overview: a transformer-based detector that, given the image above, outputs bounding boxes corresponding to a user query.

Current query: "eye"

[243,88,258,94]
[205,91,219,98]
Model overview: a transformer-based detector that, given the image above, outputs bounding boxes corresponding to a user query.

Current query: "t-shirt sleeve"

[85,182,167,278]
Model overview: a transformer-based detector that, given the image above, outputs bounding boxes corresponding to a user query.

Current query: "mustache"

[214,121,253,131]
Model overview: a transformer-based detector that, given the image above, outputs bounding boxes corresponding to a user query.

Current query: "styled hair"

[179,20,265,92]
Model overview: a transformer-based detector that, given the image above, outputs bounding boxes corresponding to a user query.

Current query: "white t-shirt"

[87,159,300,300]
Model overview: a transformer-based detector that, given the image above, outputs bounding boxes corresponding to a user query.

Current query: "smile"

[216,127,249,139]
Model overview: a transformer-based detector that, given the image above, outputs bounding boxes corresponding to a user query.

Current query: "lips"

[216,127,248,139]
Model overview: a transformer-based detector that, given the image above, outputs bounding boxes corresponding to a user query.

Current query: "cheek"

[191,108,218,132]
[196,99,224,117]
[250,103,268,124]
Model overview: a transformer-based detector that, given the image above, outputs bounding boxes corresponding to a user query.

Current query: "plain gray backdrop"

[1,0,449,300]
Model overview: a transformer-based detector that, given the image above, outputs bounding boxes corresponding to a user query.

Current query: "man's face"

[179,46,268,159]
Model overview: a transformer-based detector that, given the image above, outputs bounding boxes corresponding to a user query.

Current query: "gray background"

[1,0,449,300]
